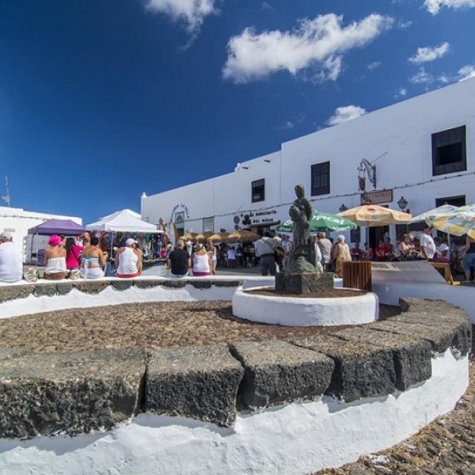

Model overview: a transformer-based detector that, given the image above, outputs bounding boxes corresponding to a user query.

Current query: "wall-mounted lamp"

[241,166,249,170]
[397,196,408,211]
[339,204,348,213]
[264,159,271,163]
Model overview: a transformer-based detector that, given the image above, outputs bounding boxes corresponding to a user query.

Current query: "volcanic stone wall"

[0,289,471,440]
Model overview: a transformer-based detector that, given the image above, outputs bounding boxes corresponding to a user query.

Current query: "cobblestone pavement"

[0,302,399,353]
[315,346,475,475]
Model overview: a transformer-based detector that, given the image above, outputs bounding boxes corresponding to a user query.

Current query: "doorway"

[368,225,389,249]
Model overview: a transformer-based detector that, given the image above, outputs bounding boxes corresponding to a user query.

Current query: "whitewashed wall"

[142,78,475,239]
[0,206,82,260]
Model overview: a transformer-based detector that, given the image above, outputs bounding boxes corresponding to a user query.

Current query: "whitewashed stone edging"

[232,286,379,326]
[0,348,468,475]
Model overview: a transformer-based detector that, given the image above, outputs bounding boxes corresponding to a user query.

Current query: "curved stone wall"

[0,282,471,473]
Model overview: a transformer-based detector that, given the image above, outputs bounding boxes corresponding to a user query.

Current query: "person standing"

[318,232,333,271]
[282,234,293,256]
[254,232,276,276]
[462,235,475,283]
[419,226,436,261]
[0,231,22,283]
[167,240,190,277]
[332,235,352,277]
[115,238,142,278]
[206,239,218,274]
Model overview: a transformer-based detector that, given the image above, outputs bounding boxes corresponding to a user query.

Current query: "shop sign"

[170,203,190,223]
[247,209,278,225]
[361,189,393,205]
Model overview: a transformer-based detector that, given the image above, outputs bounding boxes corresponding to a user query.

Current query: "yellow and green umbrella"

[426,204,475,239]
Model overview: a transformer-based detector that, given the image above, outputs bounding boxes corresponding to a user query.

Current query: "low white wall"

[0,349,467,475]
[232,288,379,326]
[373,282,475,324]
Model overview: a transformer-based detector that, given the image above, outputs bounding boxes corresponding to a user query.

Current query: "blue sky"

[0,0,474,223]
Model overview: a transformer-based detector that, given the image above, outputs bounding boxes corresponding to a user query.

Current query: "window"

[432,126,466,176]
[202,217,214,233]
[311,161,330,196]
[252,179,265,202]
[435,195,466,208]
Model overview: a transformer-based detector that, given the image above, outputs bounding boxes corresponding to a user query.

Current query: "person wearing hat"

[44,234,67,280]
[115,238,143,278]
[0,231,23,283]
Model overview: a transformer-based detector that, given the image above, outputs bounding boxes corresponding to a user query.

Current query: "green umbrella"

[277,210,357,233]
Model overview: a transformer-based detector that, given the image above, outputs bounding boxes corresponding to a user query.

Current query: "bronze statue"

[286,185,320,273]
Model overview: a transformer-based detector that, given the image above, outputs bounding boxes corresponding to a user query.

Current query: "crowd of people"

[0,227,474,284]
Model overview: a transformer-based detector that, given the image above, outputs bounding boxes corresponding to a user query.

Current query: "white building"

[0,206,82,259]
[142,78,475,246]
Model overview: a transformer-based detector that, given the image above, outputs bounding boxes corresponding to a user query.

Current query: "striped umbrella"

[426,204,475,239]
[409,204,457,223]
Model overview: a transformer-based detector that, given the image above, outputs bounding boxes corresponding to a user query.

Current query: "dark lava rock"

[212,280,243,287]
[146,344,243,426]
[332,327,432,391]
[0,349,145,439]
[34,283,57,297]
[275,272,334,294]
[111,280,134,291]
[189,281,212,289]
[0,284,34,303]
[134,280,162,289]
[56,283,73,295]
[0,284,35,303]
[292,335,396,403]
[230,339,334,410]
[161,280,187,288]
[72,281,110,294]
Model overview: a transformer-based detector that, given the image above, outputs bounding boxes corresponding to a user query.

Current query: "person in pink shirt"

[65,237,83,270]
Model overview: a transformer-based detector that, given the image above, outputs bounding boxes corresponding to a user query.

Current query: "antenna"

[2,176,11,207]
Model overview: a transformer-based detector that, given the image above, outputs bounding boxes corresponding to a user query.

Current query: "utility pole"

[2,176,11,207]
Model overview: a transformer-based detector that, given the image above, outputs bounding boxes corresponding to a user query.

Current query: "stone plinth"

[275,272,334,294]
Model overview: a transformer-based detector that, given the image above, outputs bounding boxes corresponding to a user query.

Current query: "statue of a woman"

[286,185,318,273]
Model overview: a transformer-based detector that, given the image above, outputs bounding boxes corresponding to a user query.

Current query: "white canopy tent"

[86,209,163,233]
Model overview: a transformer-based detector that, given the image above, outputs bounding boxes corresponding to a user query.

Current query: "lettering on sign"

[361,189,393,205]
[170,203,190,223]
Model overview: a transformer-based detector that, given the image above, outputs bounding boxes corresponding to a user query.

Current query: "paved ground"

[0,301,399,353]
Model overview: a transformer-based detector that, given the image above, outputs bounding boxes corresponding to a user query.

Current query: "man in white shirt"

[0,232,23,283]
[419,227,436,261]
[254,232,276,276]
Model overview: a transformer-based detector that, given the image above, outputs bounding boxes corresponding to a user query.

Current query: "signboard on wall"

[361,189,393,204]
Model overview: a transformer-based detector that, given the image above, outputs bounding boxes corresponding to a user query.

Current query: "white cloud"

[222,13,394,83]
[424,0,475,14]
[395,87,407,98]
[409,42,449,63]
[145,0,217,33]
[458,65,475,81]
[367,61,381,70]
[410,67,434,84]
[326,105,367,126]
[397,19,413,29]
[279,120,295,130]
